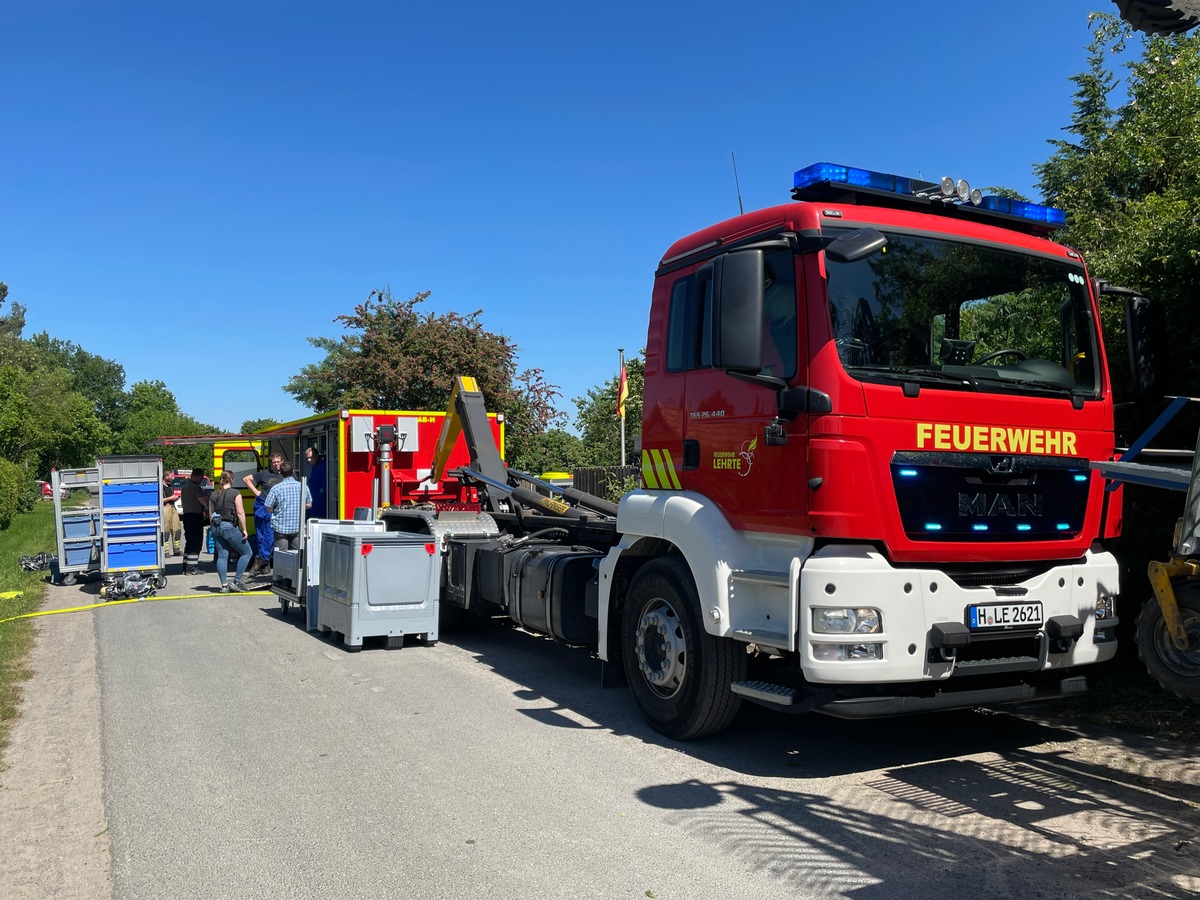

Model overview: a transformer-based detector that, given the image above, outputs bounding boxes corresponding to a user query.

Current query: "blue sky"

[2,1,1138,433]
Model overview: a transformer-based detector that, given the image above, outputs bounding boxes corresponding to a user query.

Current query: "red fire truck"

[393,163,1149,740]
[156,408,504,531]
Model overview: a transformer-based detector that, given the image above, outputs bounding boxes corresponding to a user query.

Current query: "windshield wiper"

[844,366,979,392]
[960,374,1089,408]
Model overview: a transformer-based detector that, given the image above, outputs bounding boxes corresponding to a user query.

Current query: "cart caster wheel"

[279,599,288,615]
[154,576,167,590]
[61,573,77,586]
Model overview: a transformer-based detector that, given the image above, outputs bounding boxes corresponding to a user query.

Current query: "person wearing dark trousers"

[179,468,210,575]
[244,453,283,575]
[304,446,327,520]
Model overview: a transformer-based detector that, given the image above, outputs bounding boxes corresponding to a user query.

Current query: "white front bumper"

[798,545,1119,685]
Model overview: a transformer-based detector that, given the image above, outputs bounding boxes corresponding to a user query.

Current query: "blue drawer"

[104,540,159,570]
[101,481,160,510]
[63,540,98,567]
[62,512,99,538]
[103,511,159,538]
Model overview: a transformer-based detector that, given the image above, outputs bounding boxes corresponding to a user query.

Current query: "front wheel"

[621,558,745,740]
[1135,580,1200,703]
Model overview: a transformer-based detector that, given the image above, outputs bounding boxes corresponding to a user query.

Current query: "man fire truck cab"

[607,162,1136,737]
[407,163,1149,741]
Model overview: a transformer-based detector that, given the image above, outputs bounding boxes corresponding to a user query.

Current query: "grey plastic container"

[97,455,162,482]
[316,532,439,649]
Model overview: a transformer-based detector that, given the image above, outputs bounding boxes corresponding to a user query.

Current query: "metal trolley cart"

[50,467,102,586]
[272,517,386,629]
[97,456,166,600]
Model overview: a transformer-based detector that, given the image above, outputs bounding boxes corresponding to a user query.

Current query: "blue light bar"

[972,524,989,532]
[1017,524,1033,532]
[978,195,1067,227]
[924,523,943,532]
[794,163,913,196]
[898,468,918,477]
[1073,474,1089,482]
[1056,523,1071,531]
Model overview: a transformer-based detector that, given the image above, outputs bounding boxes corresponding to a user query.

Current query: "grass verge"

[0,501,56,768]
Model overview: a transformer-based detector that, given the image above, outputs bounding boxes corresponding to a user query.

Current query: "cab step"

[731,680,799,705]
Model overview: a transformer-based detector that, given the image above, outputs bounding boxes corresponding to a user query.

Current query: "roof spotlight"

[956,179,971,202]
[969,188,983,206]
[939,176,955,197]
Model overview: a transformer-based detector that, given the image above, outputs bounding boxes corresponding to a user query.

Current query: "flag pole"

[618,348,627,468]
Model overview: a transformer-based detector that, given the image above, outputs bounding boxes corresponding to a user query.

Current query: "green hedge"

[0,459,33,530]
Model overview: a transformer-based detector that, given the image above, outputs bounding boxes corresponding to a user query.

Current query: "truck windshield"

[825,230,1098,397]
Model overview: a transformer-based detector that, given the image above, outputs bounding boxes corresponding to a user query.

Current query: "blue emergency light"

[792,162,1066,229]
[794,163,914,196]
[979,195,1067,227]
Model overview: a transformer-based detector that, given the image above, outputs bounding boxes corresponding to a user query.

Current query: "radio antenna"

[731,152,744,215]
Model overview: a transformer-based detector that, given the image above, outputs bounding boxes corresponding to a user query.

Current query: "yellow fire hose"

[0,588,273,627]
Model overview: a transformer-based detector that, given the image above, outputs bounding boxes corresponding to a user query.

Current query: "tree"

[241,418,281,434]
[573,354,643,467]
[284,287,563,470]
[0,282,25,340]
[1036,16,1200,395]
[28,332,127,430]
[113,380,218,472]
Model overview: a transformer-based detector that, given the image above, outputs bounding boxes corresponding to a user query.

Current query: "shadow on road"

[438,620,1199,898]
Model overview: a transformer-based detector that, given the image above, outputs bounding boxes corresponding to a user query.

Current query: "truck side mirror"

[1125,291,1161,403]
[699,249,764,374]
[1096,282,1161,405]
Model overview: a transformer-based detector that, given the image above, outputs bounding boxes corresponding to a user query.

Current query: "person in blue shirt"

[305,446,327,519]
[244,452,283,575]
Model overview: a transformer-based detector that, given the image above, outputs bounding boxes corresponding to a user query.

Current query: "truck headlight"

[813,607,882,634]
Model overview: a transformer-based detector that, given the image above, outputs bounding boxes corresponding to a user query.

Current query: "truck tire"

[621,558,745,739]
[1135,580,1200,703]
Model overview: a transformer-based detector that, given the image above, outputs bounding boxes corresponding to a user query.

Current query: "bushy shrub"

[0,458,23,530]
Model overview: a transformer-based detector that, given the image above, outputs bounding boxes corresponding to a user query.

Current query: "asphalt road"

[9,562,1200,899]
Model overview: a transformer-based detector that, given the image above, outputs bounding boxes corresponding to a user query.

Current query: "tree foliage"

[241,418,281,434]
[1037,14,1200,395]
[28,332,128,430]
[573,353,643,467]
[0,287,113,477]
[284,287,563,470]
[110,381,218,472]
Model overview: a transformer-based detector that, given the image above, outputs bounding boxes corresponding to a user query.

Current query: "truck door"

[657,247,809,534]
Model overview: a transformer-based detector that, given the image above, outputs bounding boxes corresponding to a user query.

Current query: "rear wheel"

[1135,580,1200,703]
[621,558,745,739]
